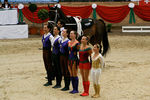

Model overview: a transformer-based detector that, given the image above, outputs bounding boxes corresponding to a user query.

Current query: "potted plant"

[38,9,49,35]
[28,3,38,35]
[107,24,112,32]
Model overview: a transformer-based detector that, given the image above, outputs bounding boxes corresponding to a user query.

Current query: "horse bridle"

[49,8,60,24]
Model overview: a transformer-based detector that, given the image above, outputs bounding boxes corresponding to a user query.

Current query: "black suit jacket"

[2,3,11,8]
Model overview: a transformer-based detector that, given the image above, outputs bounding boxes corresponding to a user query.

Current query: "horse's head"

[49,5,69,24]
[49,6,58,22]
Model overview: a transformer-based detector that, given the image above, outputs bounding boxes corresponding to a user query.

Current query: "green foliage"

[107,24,112,32]
[38,9,49,20]
[28,4,37,13]
[107,24,112,28]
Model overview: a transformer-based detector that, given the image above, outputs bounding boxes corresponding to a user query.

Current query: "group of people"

[0,0,11,8]
[42,20,104,98]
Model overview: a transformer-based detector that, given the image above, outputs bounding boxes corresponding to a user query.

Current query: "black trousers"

[43,50,53,83]
[60,55,70,77]
[52,53,62,86]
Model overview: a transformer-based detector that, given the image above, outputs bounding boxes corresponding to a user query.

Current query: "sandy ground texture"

[0,33,150,100]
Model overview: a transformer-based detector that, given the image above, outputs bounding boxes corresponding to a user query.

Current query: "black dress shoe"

[61,87,69,91]
[52,77,55,80]
[45,77,48,79]
[52,85,61,88]
[43,82,52,86]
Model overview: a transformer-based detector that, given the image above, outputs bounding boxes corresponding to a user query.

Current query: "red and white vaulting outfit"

[79,47,92,70]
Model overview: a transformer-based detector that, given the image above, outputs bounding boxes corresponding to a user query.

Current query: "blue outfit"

[68,41,80,94]
[52,37,61,55]
[42,34,51,49]
[59,38,70,91]
[42,33,53,84]
[52,35,62,87]
[60,39,70,55]
[68,42,80,64]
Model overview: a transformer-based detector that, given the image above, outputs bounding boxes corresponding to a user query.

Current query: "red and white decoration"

[139,0,150,5]
[14,3,150,23]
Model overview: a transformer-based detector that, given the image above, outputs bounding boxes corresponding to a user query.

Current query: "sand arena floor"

[0,33,150,100]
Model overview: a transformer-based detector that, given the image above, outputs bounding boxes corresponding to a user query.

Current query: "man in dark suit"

[0,2,2,8]
[2,0,11,8]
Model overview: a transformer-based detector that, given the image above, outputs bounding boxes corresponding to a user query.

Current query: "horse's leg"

[95,20,103,53]
[96,20,110,56]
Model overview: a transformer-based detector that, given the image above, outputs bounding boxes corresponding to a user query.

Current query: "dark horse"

[48,6,110,56]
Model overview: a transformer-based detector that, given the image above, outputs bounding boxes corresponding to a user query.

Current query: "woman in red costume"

[68,30,80,94]
[79,36,92,96]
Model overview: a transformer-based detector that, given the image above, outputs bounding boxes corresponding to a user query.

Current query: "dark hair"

[95,43,102,53]
[63,28,70,38]
[47,23,53,29]
[63,28,69,34]
[57,19,65,27]
[82,35,89,41]
[44,23,52,32]
[53,25,60,32]
[70,30,78,39]
[81,35,90,44]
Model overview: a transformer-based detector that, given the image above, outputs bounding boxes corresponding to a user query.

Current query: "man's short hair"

[58,19,65,27]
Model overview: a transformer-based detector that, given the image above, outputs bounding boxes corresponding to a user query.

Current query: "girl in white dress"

[91,44,104,98]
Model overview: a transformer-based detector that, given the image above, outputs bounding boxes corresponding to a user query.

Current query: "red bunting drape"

[22,6,49,23]
[20,5,150,24]
[21,6,92,23]
[134,5,150,21]
[61,6,92,19]
[96,5,130,23]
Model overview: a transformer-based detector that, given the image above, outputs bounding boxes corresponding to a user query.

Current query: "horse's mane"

[57,7,69,23]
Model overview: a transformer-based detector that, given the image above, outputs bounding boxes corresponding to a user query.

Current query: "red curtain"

[96,5,130,23]
[22,6,49,23]
[18,5,150,24]
[61,6,92,18]
[134,5,150,21]
[21,6,92,23]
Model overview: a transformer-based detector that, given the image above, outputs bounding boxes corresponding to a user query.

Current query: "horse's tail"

[99,19,110,56]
